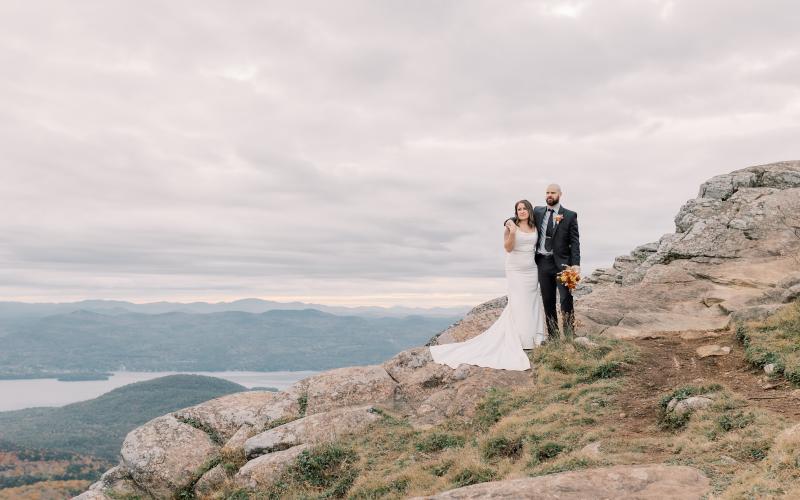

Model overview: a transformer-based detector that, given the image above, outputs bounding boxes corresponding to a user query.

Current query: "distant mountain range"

[0,308,459,376]
[0,298,470,320]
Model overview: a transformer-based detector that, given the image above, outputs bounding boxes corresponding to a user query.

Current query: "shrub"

[717,411,754,432]
[482,436,524,461]
[530,442,565,463]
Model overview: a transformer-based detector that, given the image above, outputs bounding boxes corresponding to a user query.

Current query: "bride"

[430,200,546,371]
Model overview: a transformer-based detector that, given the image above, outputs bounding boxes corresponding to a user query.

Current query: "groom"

[533,184,580,339]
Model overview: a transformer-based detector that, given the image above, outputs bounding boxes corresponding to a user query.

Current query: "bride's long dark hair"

[512,199,536,229]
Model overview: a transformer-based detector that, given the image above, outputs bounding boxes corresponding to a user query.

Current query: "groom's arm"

[569,213,580,266]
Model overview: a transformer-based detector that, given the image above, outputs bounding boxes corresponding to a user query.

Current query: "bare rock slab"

[244,405,379,458]
[414,464,709,499]
[120,415,219,498]
[235,444,309,489]
[72,491,113,500]
[290,365,397,414]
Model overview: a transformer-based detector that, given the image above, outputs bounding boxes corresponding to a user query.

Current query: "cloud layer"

[1,1,799,305]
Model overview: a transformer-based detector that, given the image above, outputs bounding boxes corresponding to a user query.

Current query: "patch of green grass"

[451,467,496,488]
[737,303,800,386]
[482,436,524,461]
[175,416,224,446]
[472,388,514,430]
[717,411,754,432]
[415,433,466,453]
[535,457,593,475]
[291,444,358,488]
[350,477,409,499]
[298,393,308,417]
[262,443,360,499]
[742,442,771,462]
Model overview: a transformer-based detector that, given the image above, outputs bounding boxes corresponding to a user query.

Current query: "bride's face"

[516,204,529,220]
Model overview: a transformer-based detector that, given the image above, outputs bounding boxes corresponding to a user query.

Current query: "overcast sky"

[1,1,799,307]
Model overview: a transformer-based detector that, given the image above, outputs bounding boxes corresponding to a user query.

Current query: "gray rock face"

[120,415,219,498]
[414,464,710,499]
[289,365,397,415]
[244,405,379,458]
[575,161,800,338]
[173,390,299,442]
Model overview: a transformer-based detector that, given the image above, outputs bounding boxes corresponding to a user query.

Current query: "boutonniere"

[554,214,564,224]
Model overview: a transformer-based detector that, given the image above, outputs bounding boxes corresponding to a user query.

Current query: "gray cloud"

[1,0,799,306]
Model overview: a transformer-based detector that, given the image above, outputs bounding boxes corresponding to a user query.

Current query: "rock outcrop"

[75,161,799,499]
[413,464,710,499]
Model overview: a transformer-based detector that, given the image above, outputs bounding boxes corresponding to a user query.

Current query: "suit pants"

[535,253,574,337]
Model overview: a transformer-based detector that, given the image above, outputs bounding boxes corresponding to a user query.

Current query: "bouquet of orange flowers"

[557,266,581,290]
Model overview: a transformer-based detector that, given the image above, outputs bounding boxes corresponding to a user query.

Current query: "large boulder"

[430,296,507,345]
[120,415,219,498]
[382,346,532,426]
[244,405,380,458]
[173,390,300,441]
[289,365,397,414]
[234,444,310,489]
[415,464,710,499]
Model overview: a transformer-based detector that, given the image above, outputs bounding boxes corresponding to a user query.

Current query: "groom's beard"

[546,197,559,206]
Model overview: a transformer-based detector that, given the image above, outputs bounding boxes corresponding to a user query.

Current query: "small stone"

[673,396,714,416]
[574,336,599,348]
[718,455,738,465]
[452,364,471,381]
[762,382,781,390]
[580,441,602,457]
[783,284,800,303]
[619,412,627,418]
[764,363,776,375]
[696,345,731,358]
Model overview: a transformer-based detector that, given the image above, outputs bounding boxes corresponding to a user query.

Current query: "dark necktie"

[545,209,555,251]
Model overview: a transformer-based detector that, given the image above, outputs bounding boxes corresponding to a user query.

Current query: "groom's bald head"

[545,184,562,206]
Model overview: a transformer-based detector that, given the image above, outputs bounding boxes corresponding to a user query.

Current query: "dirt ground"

[615,330,800,436]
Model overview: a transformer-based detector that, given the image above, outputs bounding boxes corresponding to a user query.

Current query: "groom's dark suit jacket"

[533,205,580,271]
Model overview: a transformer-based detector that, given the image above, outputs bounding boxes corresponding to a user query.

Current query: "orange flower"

[554,214,564,223]
[557,267,581,290]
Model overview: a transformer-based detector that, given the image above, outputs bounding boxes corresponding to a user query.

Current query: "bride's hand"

[505,220,517,233]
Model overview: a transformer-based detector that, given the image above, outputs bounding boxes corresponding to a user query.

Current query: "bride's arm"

[503,223,516,252]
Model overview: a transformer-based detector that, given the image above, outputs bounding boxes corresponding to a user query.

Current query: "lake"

[0,370,319,412]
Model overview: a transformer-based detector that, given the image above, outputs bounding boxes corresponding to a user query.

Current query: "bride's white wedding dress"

[430,229,546,371]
